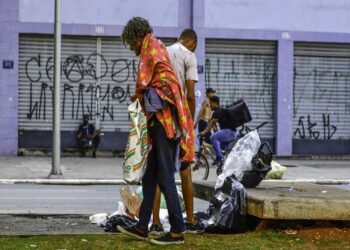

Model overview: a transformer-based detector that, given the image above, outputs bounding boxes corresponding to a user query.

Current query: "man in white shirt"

[167,31,198,117]
[151,29,204,234]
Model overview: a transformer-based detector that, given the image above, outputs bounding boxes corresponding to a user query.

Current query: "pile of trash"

[194,130,272,233]
[90,185,183,233]
[91,130,287,234]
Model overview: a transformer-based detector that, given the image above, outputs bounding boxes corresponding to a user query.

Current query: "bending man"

[117,17,195,246]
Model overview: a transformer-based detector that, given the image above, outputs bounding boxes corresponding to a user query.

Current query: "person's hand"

[130,93,144,103]
[130,94,138,102]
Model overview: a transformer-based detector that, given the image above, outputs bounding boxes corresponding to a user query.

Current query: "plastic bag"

[266,160,287,179]
[135,186,185,212]
[196,175,247,233]
[89,213,108,224]
[123,99,149,184]
[240,142,273,188]
[120,185,142,218]
[240,155,272,188]
[215,130,261,189]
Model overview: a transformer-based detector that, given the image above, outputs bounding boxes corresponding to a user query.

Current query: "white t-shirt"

[167,42,198,94]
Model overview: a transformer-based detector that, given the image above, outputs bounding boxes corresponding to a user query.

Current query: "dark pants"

[77,134,100,154]
[198,119,211,145]
[137,119,185,233]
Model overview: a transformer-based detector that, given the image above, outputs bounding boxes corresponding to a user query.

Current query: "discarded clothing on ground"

[196,175,247,233]
[90,185,180,233]
[104,214,138,233]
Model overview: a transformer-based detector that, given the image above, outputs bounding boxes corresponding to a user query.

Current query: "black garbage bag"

[195,175,247,234]
[240,142,272,188]
[104,214,137,233]
[257,142,273,166]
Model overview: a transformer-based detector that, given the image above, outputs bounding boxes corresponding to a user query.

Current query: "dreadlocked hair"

[122,17,153,46]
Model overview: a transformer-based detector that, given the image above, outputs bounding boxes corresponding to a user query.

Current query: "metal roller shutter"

[293,42,350,141]
[205,39,276,139]
[99,37,137,132]
[19,35,97,131]
[19,35,175,133]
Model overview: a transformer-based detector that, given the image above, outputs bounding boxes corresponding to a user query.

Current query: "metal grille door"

[19,35,175,133]
[293,42,350,141]
[205,39,277,139]
[19,35,98,131]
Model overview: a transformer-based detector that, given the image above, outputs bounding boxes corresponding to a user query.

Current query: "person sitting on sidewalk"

[76,114,100,158]
[199,95,237,166]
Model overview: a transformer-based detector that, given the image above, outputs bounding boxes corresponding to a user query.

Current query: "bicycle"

[191,137,237,181]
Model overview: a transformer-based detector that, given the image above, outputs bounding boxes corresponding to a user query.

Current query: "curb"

[0,179,350,185]
[263,179,350,185]
[0,179,182,185]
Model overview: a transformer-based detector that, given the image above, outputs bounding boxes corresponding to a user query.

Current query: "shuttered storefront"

[19,34,175,148]
[100,37,140,132]
[205,40,276,139]
[19,35,100,132]
[293,43,350,153]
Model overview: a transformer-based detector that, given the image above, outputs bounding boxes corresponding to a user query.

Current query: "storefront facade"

[1,0,349,155]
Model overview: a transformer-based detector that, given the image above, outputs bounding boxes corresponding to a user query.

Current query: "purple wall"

[1,0,350,155]
[0,0,19,155]
[204,0,350,34]
[193,0,206,117]
[275,40,293,155]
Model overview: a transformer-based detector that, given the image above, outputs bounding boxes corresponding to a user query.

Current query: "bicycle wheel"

[191,152,210,181]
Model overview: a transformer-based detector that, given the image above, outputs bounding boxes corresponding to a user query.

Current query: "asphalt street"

[0,184,209,215]
[0,184,210,235]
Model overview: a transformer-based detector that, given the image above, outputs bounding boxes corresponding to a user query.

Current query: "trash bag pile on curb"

[196,130,275,233]
[90,130,282,235]
[196,175,247,233]
[90,186,181,233]
[240,142,272,188]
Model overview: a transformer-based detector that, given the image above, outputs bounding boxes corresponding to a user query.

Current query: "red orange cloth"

[135,34,195,163]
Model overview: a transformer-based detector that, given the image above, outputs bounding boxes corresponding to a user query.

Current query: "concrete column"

[192,0,206,117]
[275,39,293,155]
[0,0,19,155]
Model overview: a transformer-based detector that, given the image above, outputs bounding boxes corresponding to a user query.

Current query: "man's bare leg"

[180,166,196,224]
[152,185,162,225]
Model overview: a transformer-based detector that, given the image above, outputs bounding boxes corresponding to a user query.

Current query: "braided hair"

[122,17,153,46]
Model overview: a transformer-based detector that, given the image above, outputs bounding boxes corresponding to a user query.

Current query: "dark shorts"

[180,162,191,171]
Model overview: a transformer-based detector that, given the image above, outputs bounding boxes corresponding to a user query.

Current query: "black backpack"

[225,99,252,128]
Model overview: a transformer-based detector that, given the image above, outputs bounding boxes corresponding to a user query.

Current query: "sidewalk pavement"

[0,156,349,184]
